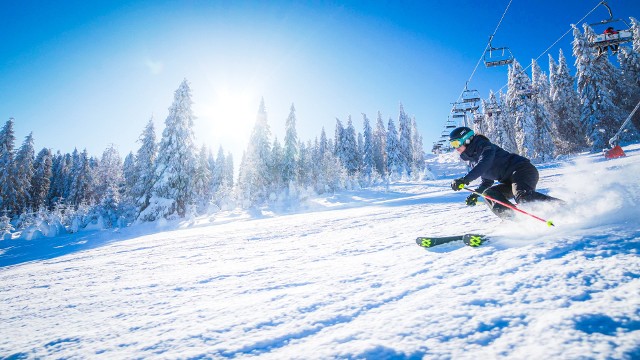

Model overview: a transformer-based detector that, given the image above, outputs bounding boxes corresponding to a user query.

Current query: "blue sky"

[1,0,638,160]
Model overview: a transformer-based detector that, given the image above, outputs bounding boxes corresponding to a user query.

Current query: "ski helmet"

[449,126,474,148]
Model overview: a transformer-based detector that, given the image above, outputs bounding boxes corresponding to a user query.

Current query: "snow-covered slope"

[1,145,639,359]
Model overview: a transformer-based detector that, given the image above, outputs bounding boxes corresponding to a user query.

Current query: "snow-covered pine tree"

[386,117,402,180]
[309,137,321,188]
[319,127,328,158]
[574,24,627,151]
[212,149,234,211]
[497,90,518,153]
[482,92,498,140]
[334,118,344,157]
[397,104,413,176]
[47,152,65,206]
[283,103,299,186]
[122,152,137,199]
[0,212,13,240]
[237,98,272,207]
[224,152,234,188]
[0,119,17,215]
[270,137,284,194]
[320,139,346,194]
[347,116,361,176]
[506,60,537,158]
[531,59,556,161]
[373,111,387,176]
[193,145,212,212]
[297,140,312,189]
[96,145,124,227]
[210,146,224,194]
[30,148,52,211]
[336,116,359,176]
[139,79,197,220]
[14,132,35,214]
[132,118,157,212]
[68,149,93,208]
[308,135,327,194]
[410,116,425,176]
[361,113,375,183]
[549,50,585,154]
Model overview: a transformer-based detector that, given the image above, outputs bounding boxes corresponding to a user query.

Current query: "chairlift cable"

[460,0,514,104]
[441,0,514,149]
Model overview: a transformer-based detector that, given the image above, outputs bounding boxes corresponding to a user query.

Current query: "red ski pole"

[462,187,555,227]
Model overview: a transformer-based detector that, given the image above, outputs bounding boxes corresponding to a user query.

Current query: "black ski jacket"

[460,135,529,188]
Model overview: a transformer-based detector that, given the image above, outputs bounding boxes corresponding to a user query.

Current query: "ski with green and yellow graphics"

[415,234,486,248]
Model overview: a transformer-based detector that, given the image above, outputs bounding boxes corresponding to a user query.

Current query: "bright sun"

[193,87,258,156]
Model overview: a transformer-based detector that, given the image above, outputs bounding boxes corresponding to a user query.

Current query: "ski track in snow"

[1,145,640,359]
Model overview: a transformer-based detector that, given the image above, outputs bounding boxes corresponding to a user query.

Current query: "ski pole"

[462,187,555,227]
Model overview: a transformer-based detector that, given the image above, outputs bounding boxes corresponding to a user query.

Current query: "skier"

[448,126,561,220]
[600,27,620,55]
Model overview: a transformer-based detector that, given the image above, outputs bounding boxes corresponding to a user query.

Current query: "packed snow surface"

[1,145,639,359]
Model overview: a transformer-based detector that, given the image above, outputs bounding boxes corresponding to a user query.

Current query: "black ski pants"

[482,161,560,219]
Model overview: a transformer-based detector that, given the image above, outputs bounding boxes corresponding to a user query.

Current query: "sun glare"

[193,87,258,156]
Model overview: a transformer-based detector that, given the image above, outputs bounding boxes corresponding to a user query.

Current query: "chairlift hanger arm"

[601,1,613,22]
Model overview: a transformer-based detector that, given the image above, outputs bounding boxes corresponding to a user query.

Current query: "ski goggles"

[450,131,474,148]
[450,139,464,148]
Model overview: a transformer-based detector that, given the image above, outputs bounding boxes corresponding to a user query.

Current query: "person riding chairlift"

[600,27,620,55]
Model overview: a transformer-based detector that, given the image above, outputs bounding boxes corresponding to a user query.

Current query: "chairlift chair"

[484,46,514,68]
[590,29,632,53]
[451,102,467,114]
[452,101,477,113]
[589,1,633,54]
[462,83,481,103]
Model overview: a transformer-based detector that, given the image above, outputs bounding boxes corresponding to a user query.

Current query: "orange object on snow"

[604,145,626,159]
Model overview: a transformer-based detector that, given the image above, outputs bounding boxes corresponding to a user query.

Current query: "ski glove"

[451,178,469,191]
[465,193,479,206]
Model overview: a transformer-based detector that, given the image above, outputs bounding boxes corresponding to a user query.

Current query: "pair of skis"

[415,185,558,248]
[416,234,486,248]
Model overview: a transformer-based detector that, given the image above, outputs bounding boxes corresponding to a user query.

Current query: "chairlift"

[589,1,633,54]
[462,82,481,103]
[452,101,477,113]
[451,102,467,114]
[484,43,514,68]
[473,113,484,124]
